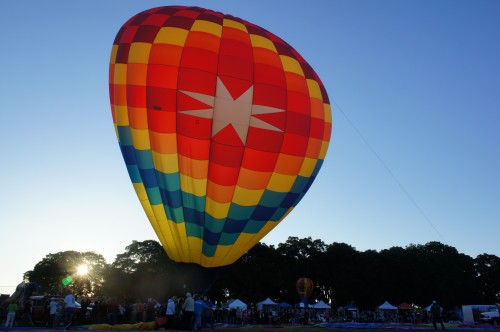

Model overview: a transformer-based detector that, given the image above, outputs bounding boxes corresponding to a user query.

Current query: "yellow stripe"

[113,123,119,141]
[133,182,149,201]
[114,106,129,126]
[110,45,118,64]
[324,103,332,123]
[187,236,203,264]
[280,55,304,77]
[223,19,247,32]
[128,43,151,64]
[172,220,190,262]
[232,186,264,206]
[211,245,232,267]
[250,35,277,53]
[130,128,151,150]
[267,172,296,192]
[298,157,317,177]
[206,197,230,220]
[152,151,179,174]
[219,233,256,266]
[191,20,222,37]
[150,204,181,262]
[154,27,189,46]
[319,141,330,160]
[180,174,207,197]
[113,64,127,84]
[307,79,322,99]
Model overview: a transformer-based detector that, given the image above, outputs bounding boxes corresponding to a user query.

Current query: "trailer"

[462,304,499,325]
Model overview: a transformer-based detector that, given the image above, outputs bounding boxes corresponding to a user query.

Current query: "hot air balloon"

[296,277,314,304]
[109,6,331,268]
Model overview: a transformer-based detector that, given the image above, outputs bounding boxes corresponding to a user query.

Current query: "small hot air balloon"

[296,277,314,304]
[109,6,331,268]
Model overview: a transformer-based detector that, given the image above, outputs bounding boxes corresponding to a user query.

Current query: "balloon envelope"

[109,6,331,267]
[296,277,314,300]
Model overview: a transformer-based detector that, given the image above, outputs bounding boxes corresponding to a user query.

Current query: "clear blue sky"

[1,1,499,296]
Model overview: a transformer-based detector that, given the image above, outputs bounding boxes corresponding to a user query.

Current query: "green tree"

[106,240,175,301]
[24,251,108,297]
[474,253,500,302]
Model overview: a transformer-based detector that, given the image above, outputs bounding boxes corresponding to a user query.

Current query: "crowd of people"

[2,290,460,331]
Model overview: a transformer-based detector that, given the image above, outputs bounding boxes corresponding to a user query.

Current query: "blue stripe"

[259,190,286,208]
[126,165,142,183]
[135,149,154,169]
[139,168,157,188]
[120,145,137,165]
[203,228,221,246]
[280,192,300,209]
[242,220,266,234]
[157,171,180,191]
[183,207,205,226]
[223,219,247,234]
[219,232,239,246]
[182,192,206,212]
[160,188,183,208]
[202,242,217,257]
[117,126,132,146]
[251,206,277,221]
[227,203,256,220]
[145,187,162,205]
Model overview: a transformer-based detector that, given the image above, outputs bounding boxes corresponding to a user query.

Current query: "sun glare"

[77,264,89,276]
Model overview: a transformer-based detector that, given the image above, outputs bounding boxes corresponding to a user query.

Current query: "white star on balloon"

[179,77,285,144]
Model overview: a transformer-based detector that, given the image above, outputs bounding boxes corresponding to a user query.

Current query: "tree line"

[24,237,500,310]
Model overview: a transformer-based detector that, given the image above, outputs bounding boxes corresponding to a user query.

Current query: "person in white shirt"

[63,290,76,329]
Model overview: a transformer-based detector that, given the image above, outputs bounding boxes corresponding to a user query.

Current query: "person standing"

[182,292,194,330]
[63,289,77,329]
[430,300,445,330]
[4,301,18,327]
[23,298,33,326]
[165,295,177,330]
[193,294,207,330]
[48,298,58,327]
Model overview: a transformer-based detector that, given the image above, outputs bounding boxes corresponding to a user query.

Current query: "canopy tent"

[228,299,247,310]
[313,300,331,309]
[259,298,277,305]
[346,304,359,311]
[257,297,278,311]
[397,302,414,310]
[279,302,292,308]
[378,301,398,310]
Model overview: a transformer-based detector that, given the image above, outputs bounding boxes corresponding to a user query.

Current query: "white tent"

[228,299,247,310]
[259,297,277,305]
[257,297,277,311]
[378,301,398,310]
[313,300,331,309]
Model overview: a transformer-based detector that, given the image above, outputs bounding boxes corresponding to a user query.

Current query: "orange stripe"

[274,154,304,175]
[113,85,127,106]
[178,155,209,179]
[149,44,183,66]
[185,31,221,53]
[150,131,177,154]
[310,98,325,119]
[237,168,272,190]
[305,138,322,159]
[128,107,148,129]
[285,72,308,94]
[127,63,148,86]
[206,181,235,203]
